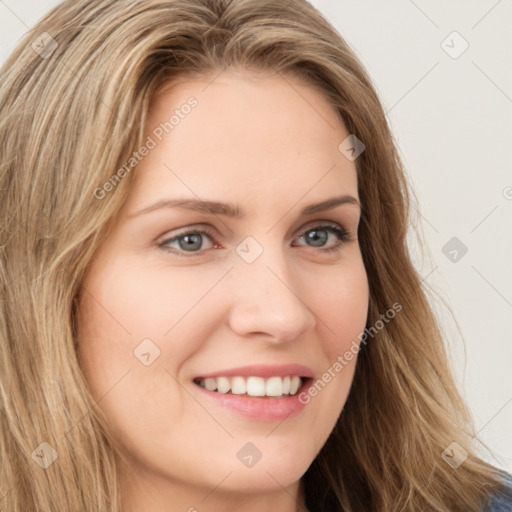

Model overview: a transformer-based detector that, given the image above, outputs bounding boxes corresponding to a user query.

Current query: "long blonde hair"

[0,1,505,510]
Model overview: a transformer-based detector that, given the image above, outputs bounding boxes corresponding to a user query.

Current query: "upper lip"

[194,364,315,380]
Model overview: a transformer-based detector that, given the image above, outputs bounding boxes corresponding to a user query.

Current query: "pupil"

[307,229,327,247]
[180,234,202,251]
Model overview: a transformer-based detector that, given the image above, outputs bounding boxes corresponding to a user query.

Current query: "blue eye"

[160,228,216,253]
[158,224,352,257]
[294,224,351,252]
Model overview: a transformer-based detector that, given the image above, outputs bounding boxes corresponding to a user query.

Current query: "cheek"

[74,259,221,403]
[91,257,229,340]
[315,258,369,352]
[76,259,203,349]
[296,261,368,442]
[306,259,367,386]
[74,271,191,452]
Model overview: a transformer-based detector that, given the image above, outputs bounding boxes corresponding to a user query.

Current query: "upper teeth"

[195,375,303,397]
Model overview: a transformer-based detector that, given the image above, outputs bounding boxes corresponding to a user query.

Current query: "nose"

[225,245,317,343]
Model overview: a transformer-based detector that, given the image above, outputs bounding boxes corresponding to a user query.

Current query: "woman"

[0,0,510,511]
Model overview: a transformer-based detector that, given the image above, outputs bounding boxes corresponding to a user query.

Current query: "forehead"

[124,69,358,212]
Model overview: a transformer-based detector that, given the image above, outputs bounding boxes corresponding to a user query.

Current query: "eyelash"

[158,223,353,257]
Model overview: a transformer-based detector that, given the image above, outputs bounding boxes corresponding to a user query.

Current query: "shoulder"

[482,472,512,512]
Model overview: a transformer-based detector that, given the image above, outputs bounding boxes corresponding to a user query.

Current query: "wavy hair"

[0,0,505,510]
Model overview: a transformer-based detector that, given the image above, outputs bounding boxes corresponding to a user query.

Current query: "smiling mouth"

[193,375,310,398]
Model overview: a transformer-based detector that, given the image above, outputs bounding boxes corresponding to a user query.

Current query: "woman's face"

[76,68,369,509]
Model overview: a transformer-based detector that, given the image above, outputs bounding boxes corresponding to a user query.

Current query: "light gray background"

[1,0,511,472]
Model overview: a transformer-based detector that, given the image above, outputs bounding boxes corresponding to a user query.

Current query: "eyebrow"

[129,194,360,219]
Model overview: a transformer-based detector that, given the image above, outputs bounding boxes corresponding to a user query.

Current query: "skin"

[76,67,369,512]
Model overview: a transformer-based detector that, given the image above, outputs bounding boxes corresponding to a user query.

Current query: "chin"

[224,452,311,492]
[220,469,305,495]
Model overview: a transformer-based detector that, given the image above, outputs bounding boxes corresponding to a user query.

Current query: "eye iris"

[306,229,328,247]
[179,233,202,251]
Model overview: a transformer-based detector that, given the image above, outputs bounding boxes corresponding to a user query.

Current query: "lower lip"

[192,378,313,422]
